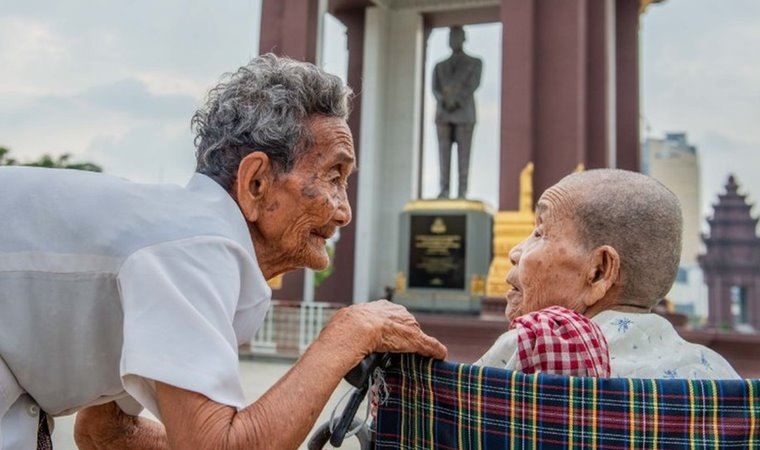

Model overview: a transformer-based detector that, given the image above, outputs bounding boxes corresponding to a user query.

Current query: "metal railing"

[249,300,342,358]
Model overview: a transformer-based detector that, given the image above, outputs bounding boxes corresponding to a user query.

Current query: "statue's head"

[449,26,465,52]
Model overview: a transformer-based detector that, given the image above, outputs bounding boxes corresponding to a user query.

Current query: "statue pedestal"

[394,199,492,313]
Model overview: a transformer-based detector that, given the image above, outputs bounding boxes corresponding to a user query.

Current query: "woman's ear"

[235,152,272,222]
[583,245,621,307]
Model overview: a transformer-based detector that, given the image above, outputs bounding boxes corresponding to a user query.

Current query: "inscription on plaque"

[408,215,466,289]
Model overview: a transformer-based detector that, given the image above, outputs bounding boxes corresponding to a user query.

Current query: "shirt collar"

[185,173,255,259]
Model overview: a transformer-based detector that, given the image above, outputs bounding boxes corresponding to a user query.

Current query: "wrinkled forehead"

[535,182,581,223]
[308,115,353,144]
[302,116,355,162]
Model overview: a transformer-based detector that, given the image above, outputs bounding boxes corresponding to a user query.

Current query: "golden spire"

[640,0,667,14]
[519,162,534,212]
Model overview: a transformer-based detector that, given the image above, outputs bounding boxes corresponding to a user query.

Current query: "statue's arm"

[432,64,444,101]
[459,58,483,99]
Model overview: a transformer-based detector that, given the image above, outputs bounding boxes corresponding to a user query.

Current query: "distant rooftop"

[665,132,687,145]
[658,132,697,155]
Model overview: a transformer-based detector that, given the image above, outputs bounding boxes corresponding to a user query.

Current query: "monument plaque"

[408,215,467,289]
[395,200,492,313]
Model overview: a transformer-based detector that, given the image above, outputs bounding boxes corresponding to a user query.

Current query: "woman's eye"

[327,169,342,184]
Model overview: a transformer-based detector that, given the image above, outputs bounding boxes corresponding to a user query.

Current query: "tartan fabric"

[512,306,610,377]
[374,354,760,449]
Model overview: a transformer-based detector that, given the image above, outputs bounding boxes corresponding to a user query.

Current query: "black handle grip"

[329,383,369,447]
[310,353,392,448]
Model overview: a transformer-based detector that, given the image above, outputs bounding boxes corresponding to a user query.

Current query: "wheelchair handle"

[329,383,369,447]
[344,352,392,389]
[309,352,391,448]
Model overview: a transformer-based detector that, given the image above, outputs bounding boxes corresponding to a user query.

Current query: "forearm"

[157,300,446,449]
[76,339,354,450]
[231,336,363,449]
[74,402,169,450]
[159,327,366,450]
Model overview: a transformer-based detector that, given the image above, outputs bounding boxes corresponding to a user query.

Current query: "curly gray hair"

[192,54,352,190]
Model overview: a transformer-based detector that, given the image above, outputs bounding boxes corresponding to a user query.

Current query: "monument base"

[394,199,492,313]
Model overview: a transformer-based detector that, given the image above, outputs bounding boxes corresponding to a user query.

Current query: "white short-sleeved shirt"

[0,167,271,448]
[477,310,740,380]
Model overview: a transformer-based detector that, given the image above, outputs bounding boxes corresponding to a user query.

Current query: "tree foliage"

[0,146,102,172]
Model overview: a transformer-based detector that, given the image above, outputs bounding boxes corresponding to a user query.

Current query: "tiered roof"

[699,175,760,271]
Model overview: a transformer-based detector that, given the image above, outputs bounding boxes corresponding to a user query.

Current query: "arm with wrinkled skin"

[75,300,447,449]
[74,402,168,449]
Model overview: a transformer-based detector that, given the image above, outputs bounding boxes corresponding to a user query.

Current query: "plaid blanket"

[374,354,759,449]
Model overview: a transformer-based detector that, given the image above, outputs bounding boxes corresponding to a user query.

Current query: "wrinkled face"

[256,115,354,271]
[504,184,592,321]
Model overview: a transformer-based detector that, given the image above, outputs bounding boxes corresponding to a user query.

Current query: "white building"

[642,132,705,318]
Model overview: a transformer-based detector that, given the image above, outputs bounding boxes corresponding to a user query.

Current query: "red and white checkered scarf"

[510,306,611,377]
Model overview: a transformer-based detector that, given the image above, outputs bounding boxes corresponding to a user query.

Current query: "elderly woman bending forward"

[0,55,446,449]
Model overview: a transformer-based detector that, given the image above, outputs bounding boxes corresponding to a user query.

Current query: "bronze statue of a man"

[433,26,482,199]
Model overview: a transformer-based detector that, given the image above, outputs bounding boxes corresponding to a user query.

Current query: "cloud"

[697,131,760,214]
[0,16,69,91]
[0,1,262,181]
[76,79,196,119]
[84,124,196,185]
[0,79,199,186]
[642,0,760,143]
[1,78,195,126]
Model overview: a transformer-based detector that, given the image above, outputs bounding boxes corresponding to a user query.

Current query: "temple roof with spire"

[700,175,760,271]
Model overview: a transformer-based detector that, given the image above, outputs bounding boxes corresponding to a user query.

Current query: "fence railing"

[247,300,343,358]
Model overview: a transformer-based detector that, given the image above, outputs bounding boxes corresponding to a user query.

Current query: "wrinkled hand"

[74,402,131,450]
[75,402,167,450]
[323,300,447,362]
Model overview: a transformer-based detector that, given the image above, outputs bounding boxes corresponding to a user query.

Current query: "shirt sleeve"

[473,329,520,370]
[116,236,260,419]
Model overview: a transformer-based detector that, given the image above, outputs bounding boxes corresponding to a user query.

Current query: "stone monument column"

[432,26,482,199]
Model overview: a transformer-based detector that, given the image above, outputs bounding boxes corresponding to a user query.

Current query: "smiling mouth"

[506,272,521,293]
[310,228,335,241]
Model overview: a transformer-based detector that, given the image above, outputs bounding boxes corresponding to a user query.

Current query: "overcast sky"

[1,0,759,219]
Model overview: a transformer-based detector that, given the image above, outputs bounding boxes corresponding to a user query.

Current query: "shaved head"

[556,169,683,307]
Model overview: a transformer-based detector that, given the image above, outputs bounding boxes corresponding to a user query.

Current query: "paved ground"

[52,358,365,450]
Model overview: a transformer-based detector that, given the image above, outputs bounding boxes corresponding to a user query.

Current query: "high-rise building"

[642,132,703,317]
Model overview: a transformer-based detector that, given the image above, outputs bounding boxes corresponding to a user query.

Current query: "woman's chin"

[303,250,330,271]
[505,306,521,322]
[505,292,523,321]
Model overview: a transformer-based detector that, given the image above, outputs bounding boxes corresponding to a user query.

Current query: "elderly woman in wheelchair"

[314,170,752,449]
[475,169,737,379]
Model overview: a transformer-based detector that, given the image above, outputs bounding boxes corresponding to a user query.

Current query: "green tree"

[0,146,102,172]
[0,147,17,166]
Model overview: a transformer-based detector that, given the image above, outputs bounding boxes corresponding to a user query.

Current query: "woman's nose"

[333,200,352,227]
[508,243,523,266]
